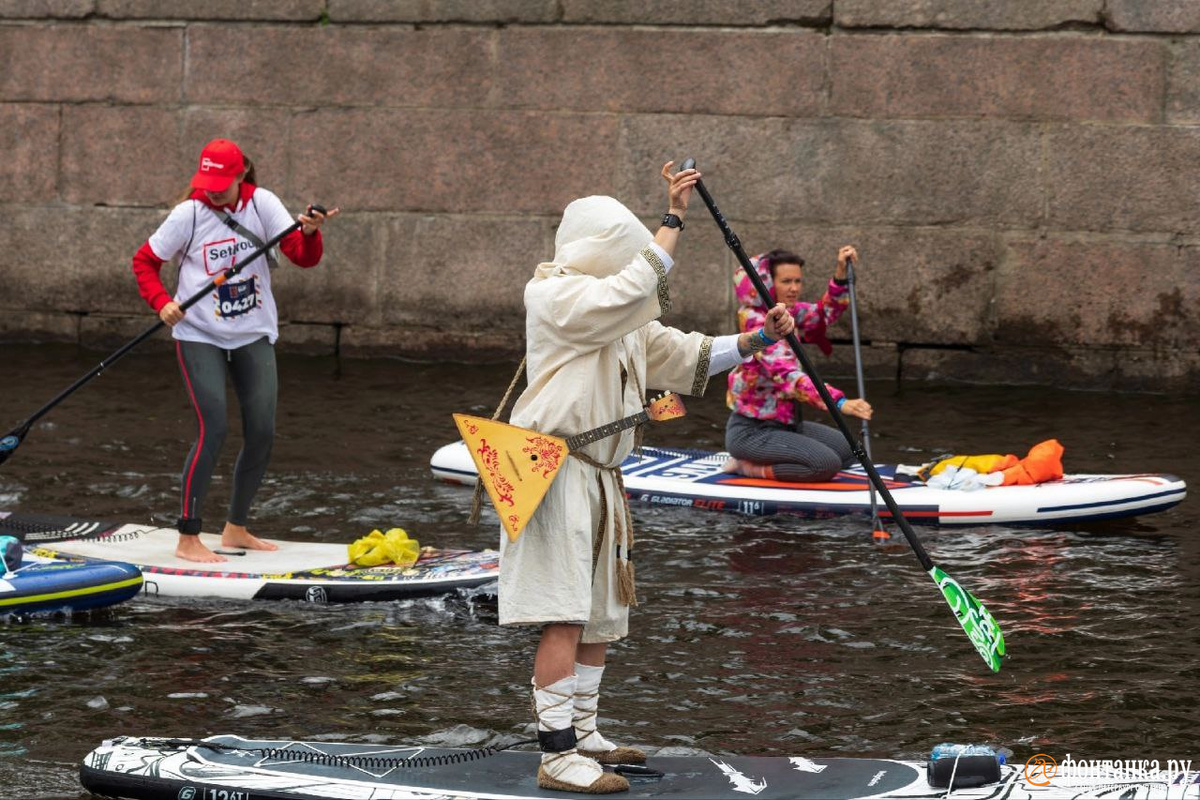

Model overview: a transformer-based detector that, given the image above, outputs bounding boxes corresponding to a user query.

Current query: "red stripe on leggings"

[176,341,204,519]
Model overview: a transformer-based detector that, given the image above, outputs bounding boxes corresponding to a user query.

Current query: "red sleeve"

[280,229,323,268]
[132,242,172,312]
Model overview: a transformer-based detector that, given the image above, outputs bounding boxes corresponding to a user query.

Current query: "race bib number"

[215,276,259,319]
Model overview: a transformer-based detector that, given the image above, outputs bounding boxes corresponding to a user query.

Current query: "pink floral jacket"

[726,255,850,425]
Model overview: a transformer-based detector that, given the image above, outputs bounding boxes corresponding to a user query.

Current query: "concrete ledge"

[1108,0,1200,33]
[330,0,558,24]
[0,1,94,19]
[901,344,1200,393]
[835,0,1102,30]
[0,309,81,343]
[96,0,324,20]
[561,0,830,26]
[338,325,521,363]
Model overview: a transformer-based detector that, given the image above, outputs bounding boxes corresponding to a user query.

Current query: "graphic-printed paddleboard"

[0,550,141,616]
[81,734,1200,800]
[431,441,1186,526]
[1,511,496,603]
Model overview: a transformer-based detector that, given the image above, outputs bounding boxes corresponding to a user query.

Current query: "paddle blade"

[453,414,568,543]
[646,392,686,422]
[929,566,1006,672]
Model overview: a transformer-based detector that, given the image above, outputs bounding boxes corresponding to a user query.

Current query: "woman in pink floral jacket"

[724,247,873,482]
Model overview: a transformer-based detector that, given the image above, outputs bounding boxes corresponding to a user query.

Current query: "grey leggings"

[175,337,277,530]
[725,412,853,482]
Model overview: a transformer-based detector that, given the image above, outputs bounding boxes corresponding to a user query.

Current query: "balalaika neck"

[566,409,651,451]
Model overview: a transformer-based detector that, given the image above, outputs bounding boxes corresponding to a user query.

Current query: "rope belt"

[569,450,637,608]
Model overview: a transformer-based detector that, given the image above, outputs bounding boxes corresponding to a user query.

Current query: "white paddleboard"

[431,440,1186,526]
[1,511,497,603]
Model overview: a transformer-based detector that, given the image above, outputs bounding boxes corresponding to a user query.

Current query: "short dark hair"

[762,249,804,277]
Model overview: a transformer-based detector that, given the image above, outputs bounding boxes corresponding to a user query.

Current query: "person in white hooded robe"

[502,162,795,794]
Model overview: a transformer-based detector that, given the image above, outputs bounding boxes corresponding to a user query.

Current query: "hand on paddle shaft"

[0,204,331,466]
[681,158,1005,673]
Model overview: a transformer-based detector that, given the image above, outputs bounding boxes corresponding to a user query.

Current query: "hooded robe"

[499,196,713,643]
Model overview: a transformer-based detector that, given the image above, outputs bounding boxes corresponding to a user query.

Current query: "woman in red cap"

[131,138,339,563]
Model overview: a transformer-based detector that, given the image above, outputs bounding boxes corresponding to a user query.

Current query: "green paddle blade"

[929,566,1006,672]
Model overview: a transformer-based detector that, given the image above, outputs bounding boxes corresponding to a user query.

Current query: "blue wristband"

[836,397,847,410]
[757,328,776,346]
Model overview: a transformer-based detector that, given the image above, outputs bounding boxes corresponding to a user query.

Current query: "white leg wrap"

[572,663,617,752]
[533,675,606,789]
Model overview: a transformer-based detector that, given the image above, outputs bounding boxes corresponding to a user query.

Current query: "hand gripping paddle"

[681,158,1005,672]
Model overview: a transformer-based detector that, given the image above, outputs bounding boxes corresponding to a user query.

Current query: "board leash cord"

[127,737,665,777]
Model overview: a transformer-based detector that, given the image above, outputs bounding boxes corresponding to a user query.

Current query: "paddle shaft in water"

[846,257,882,531]
[683,159,1004,671]
[0,211,321,466]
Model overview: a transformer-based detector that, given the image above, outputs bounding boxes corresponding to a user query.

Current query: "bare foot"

[721,457,741,473]
[221,523,279,552]
[176,536,227,563]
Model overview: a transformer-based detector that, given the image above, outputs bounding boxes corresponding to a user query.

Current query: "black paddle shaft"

[0,211,321,463]
[846,257,882,530]
[684,163,934,570]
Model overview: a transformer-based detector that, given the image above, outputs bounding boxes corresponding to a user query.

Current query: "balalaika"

[453,392,687,542]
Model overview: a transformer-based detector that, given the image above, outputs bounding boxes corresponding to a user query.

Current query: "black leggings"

[725,412,853,482]
[176,337,277,529]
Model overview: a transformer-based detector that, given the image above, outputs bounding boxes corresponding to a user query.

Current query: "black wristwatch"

[661,212,685,231]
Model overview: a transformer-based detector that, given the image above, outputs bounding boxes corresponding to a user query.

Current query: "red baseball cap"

[191,138,245,192]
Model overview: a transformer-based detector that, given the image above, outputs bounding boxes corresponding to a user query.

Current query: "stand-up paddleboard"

[0,551,142,616]
[80,735,1200,800]
[431,441,1187,526]
[0,511,497,604]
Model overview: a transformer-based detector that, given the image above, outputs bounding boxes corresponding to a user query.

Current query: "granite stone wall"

[1,0,1197,391]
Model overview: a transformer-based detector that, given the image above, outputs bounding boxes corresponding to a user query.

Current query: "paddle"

[682,159,1005,672]
[845,255,888,540]
[0,206,326,467]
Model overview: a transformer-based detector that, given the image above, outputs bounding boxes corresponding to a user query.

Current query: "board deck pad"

[431,441,1187,526]
[0,511,498,603]
[80,735,1200,800]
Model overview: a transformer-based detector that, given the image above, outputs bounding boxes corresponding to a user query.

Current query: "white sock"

[533,675,605,787]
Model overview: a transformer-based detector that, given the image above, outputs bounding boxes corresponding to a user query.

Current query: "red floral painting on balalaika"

[475,439,515,507]
[523,435,565,479]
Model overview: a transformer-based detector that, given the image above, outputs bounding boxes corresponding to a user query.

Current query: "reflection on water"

[0,343,1196,798]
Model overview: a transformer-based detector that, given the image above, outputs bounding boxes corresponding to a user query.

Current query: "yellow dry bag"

[348,528,421,567]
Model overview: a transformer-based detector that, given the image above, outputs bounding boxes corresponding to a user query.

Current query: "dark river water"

[0,343,1195,799]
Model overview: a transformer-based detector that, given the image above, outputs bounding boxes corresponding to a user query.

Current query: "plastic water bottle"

[928,743,1003,789]
[931,743,1004,763]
